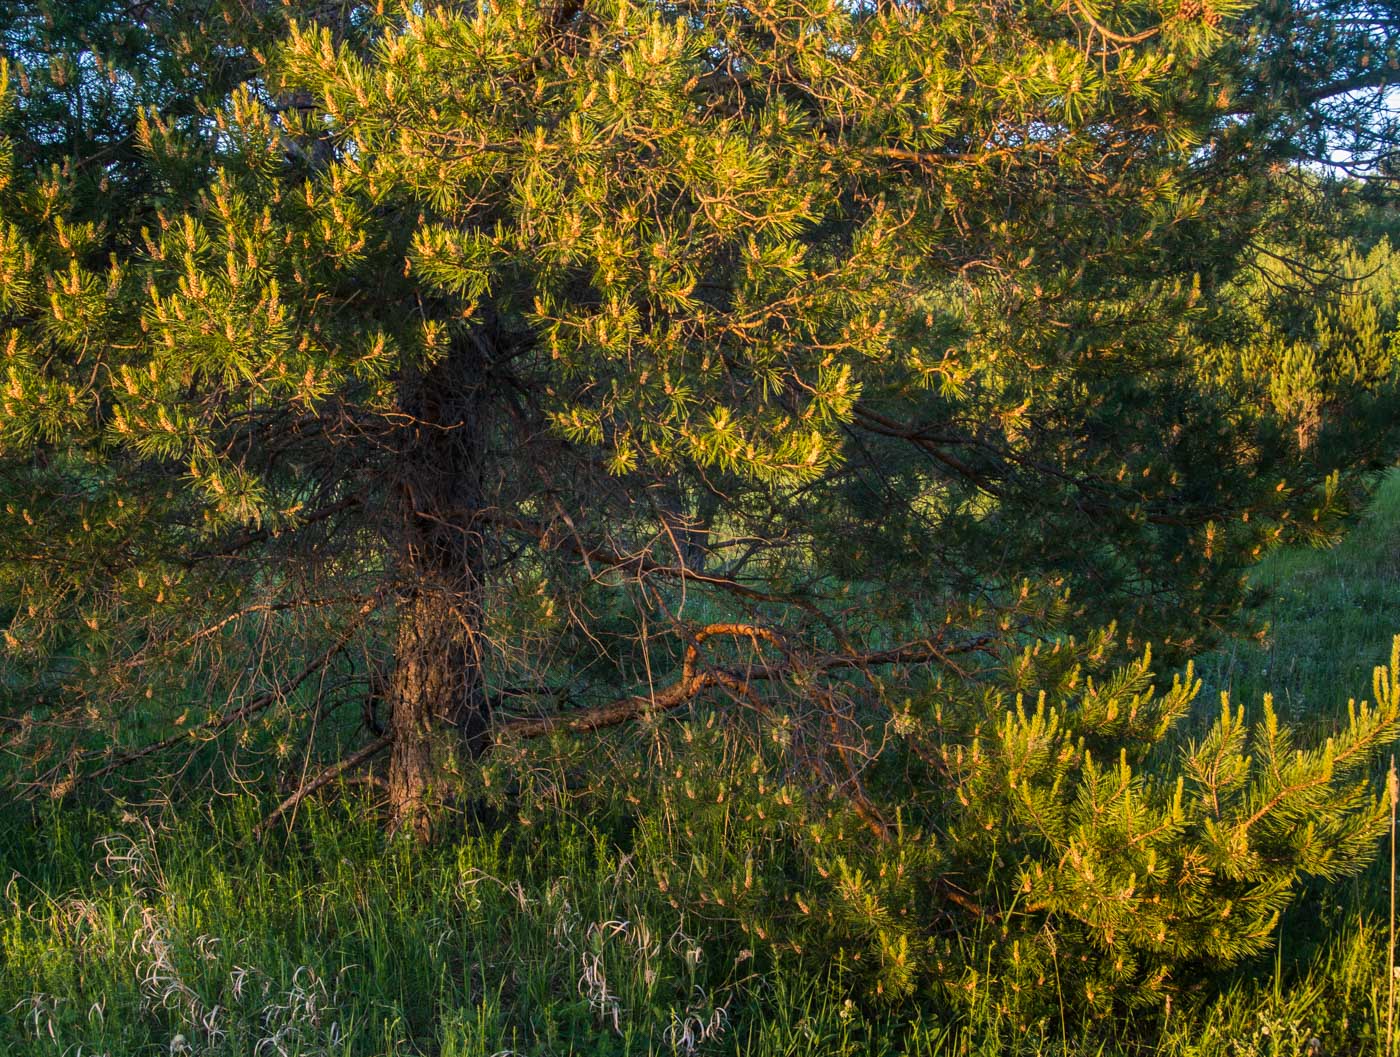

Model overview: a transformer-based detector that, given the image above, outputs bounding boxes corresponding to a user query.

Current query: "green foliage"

[1204,470,1400,729]
[2,0,1396,715]
[2,634,1395,1055]
[1,0,1399,1050]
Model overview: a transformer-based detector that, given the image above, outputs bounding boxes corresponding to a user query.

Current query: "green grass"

[4,795,1388,1057]
[4,477,1400,1056]
[0,799,961,1057]
[1200,470,1400,732]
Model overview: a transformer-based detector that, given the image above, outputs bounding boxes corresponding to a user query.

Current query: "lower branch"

[497,625,991,741]
[254,733,393,839]
[78,596,383,786]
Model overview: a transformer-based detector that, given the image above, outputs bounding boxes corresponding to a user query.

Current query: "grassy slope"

[1200,471,1400,735]
[3,480,1399,1057]
[1182,471,1400,1057]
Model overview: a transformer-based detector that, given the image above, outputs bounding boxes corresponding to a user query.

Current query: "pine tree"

[0,0,1397,859]
[603,629,1400,1020]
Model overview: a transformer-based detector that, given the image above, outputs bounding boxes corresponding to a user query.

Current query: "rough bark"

[385,339,490,840]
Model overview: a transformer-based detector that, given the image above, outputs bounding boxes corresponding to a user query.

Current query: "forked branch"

[497,624,991,740]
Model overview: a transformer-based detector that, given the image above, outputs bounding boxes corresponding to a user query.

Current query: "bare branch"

[497,626,993,740]
[253,733,393,840]
[76,596,383,785]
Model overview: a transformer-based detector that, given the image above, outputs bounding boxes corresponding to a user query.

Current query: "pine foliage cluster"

[538,630,1400,1023]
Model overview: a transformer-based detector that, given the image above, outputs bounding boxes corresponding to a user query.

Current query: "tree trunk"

[655,481,721,573]
[385,340,490,841]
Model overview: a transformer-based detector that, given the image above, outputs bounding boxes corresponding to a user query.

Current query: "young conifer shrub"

[572,631,1400,1025]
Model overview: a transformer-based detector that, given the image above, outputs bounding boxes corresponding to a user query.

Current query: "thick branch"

[498,626,991,740]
